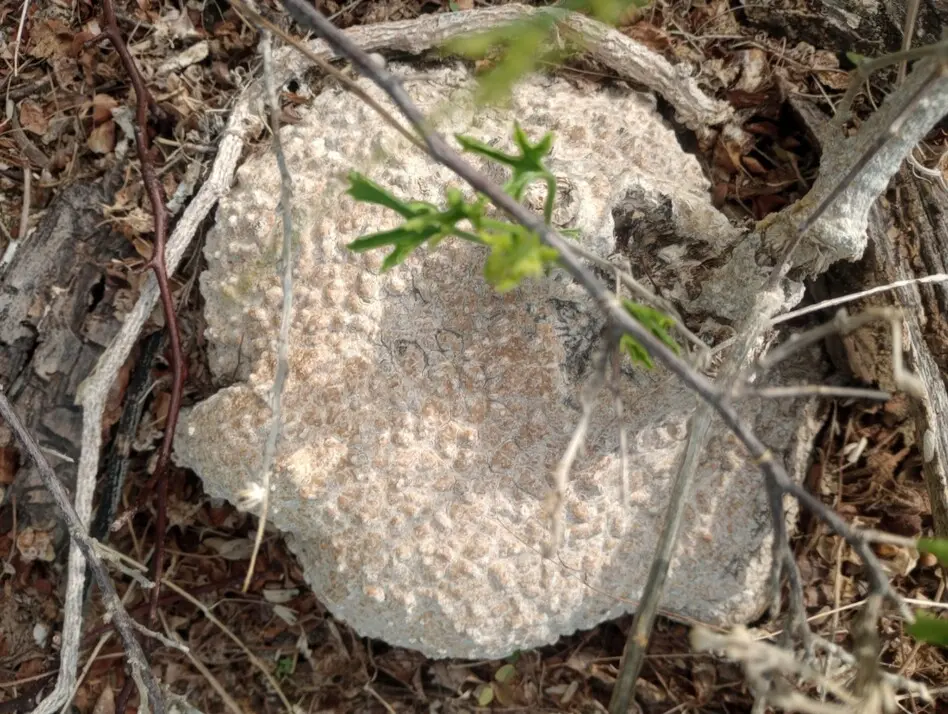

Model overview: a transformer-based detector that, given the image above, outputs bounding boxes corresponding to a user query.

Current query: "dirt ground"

[1,1,947,712]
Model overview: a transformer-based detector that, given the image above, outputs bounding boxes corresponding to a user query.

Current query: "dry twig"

[242,30,295,592]
[0,394,164,714]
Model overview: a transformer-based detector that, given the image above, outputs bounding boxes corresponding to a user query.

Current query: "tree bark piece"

[832,169,948,536]
[0,181,129,539]
[745,0,948,56]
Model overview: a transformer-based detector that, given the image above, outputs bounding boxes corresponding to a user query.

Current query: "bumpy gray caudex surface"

[174,63,823,658]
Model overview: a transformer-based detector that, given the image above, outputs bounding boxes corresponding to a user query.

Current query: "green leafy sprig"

[346,123,679,367]
[445,0,651,103]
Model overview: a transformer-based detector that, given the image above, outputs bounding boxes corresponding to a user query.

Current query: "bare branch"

[0,394,163,714]
[746,384,891,401]
[772,273,948,325]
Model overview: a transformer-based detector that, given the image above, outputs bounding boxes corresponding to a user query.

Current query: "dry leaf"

[203,536,255,560]
[0,447,18,485]
[92,683,115,714]
[18,100,48,135]
[92,94,119,124]
[734,49,770,93]
[157,40,209,75]
[28,19,71,61]
[87,120,116,154]
[742,155,768,175]
[16,527,56,562]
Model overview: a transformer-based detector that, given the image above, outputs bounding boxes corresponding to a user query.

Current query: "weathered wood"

[746,0,948,57]
[830,169,948,537]
[0,180,130,541]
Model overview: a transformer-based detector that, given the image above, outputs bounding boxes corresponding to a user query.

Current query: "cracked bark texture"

[174,63,825,658]
[745,0,948,56]
[825,169,948,537]
[0,182,130,544]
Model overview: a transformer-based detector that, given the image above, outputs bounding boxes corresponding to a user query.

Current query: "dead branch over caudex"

[38,1,944,710]
[268,2,945,711]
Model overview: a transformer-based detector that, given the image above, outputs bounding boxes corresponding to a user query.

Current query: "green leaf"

[918,538,948,567]
[381,236,430,271]
[494,663,517,684]
[845,51,867,66]
[619,299,680,369]
[620,334,654,369]
[457,123,555,205]
[275,657,294,678]
[481,228,559,292]
[908,611,948,648]
[476,684,495,707]
[346,172,426,219]
[455,134,523,167]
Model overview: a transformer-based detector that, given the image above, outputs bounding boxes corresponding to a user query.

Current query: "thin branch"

[757,308,897,374]
[543,346,608,556]
[833,40,946,129]
[13,0,31,76]
[746,384,891,401]
[610,401,715,713]
[772,273,948,325]
[691,626,877,711]
[18,163,30,249]
[243,30,295,593]
[97,542,295,714]
[0,395,163,714]
[158,612,247,714]
[100,0,187,626]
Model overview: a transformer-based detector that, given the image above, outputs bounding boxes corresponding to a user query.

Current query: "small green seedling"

[620,299,680,369]
[347,122,562,290]
[346,123,678,366]
[908,611,948,648]
[906,538,948,649]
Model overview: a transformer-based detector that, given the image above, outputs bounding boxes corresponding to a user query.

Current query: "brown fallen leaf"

[87,120,116,154]
[16,527,56,563]
[0,446,18,485]
[18,100,48,135]
[92,683,116,714]
[92,93,119,124]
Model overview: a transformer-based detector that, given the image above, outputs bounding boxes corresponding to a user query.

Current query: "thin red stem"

[100,0,187,627]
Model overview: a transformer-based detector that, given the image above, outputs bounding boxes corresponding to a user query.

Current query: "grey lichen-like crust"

[175,63,822,659]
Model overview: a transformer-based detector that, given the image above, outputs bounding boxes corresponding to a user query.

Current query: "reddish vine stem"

[100,0,187,627]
